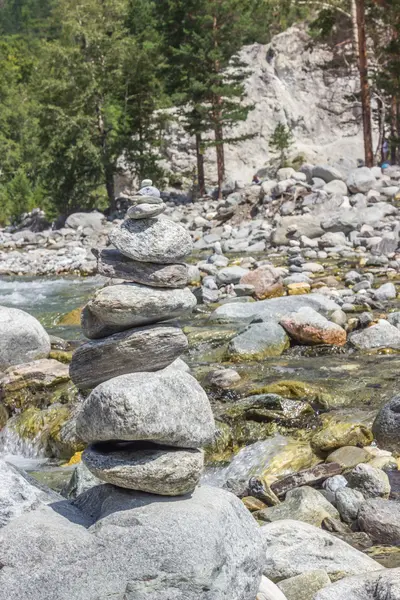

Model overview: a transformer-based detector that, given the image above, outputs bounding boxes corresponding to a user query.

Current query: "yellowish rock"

[311,416,373,454]
[57,307,83,326]
[242,497,266,512]
[287,282,311,295]
[63,451,83,467]
[262,439,321,485]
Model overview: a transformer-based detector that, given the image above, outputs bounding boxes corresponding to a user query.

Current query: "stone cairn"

[69,179,216,495]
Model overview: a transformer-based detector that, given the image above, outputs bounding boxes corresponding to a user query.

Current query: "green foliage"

[269,123,294,166]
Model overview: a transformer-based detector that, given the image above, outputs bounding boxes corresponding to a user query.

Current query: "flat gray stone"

[372,395,400,453]
[228,321,289,359]
[349,319,400,350]
[0,485,264,600]
[109,216,193,264]
[126,203,166,219]
[69,324,188,389]
[93,248,189,288]
[358,497,400,545]
[0,306,50,369]
[76,370,215,447]
[261,519,383,582]
[257,487,339,527]
[83,442,204,495]
[314,569,400,600]
[82,283,196,338]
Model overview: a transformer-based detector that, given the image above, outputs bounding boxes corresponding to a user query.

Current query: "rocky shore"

[0,168,400,599]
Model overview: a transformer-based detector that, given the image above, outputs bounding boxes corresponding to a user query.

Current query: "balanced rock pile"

[69,179,215,495]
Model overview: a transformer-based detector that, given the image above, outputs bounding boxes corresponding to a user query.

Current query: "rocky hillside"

[146,26,363,188]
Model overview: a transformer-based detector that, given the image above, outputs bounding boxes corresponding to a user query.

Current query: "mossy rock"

[0,403,9,429]
[261,439,321,484]
[183,326,238,346]
[311,415,373,454]
[249,380,344,410]
[57,307,83,326]
[219,394,315,428]
[49,350,73,364]
[205,421,236,463]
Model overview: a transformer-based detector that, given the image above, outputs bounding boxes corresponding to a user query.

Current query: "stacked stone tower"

[69,180,216,495]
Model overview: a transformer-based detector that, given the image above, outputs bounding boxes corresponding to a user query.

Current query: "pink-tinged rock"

[240,266,284,300]
[280,307,347,346]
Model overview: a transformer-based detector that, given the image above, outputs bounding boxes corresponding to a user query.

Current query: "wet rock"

[109,216,193,263]
[205,368,241,388]
[256,486,339,527]
[248,477,280,506]
[372,395,400,453]
[261,519,382,582]
[335,488,365,523]
[346,463,391,499]
[270,463,342,498]
[240,265,284,300]
[311,417,373,453]
[0,306,51,369]
[227,321,290,360]
[81,283,196,338]
[93,248,189,288]
[326,446,371,469]
[82,442,204,495]
[280,307,347,346]
[76,370,215,448]
[314,569,400,600]
[69,324,188,389]
[349,319,400,351]
[278,570,331,600]
[358,497,400,545]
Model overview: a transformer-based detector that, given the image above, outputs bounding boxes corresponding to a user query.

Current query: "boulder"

[227,321,290,360]
[109,216,193,264]
[93,248,189,288]
[273,215,324,245]
[216,266,249,285]
[372,396,400,453]
[0,306,50,369]
[346,167,376,194]
[374,282,397,302]
[65,211,105,231]
[258,576,288,600]
[311,417,373,453]
[346,463,390,499]
[82,284,196,338]
[326,446,371,469]
[256,487,339,527]
[82,442,204,495]
[349,320,400,351]
[76,370,215,447]
[312,165,344,183]
[240,266,284,300]
[335,488,365,524]
[261,519,383,582]
[278,570,331,600]
[358,498,400,545]
[69,324,188,389]
[280,307,346,346]
[63,461,103,499]
[0,485,264,600]
[314,569,400,600]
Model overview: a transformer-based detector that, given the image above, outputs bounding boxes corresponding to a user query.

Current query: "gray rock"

[69,324,188,389]
[374,282,397,302]
[126,203,166,219]
[314,568,400,600]
[0,459,61,528]
[65,211,105,231]
[63,462,103,499]
[0,485,264,600]
[257,487,339,527]
[82,283,196,338]
[93,248,189,288]
[335,488,364,523]
[109,216,193,264]
[358,497,400,545]
[216,266,249,286]
[323,475,348,495]
[312,165,344,183]
[347,167,376,194]
[261,519,383,582]
[258,576,289,600]
[319,232,347,248]
[228,321,289,360]
[273,215,324,245]
[0,306,50,369]
[76,370,215,447]
[346,463,391,499]
[205,368,241,388]
[372,395,400,453]
[137,185,160,197]
[82,442,204,495]
[278,570,331,600]
[211,293,341,324]
[388,312,400,329]
[324,180,348,196]
[349,319,400,351]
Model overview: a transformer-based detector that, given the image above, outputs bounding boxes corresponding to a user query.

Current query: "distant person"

[382,138,389,162]
[252,174,261,185]
[357,158,365,168]
[382,161,390,170]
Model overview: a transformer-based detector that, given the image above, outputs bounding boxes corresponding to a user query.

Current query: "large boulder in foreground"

[314,569,400,600]
[109,216,193,264]
[261,519,382,582]
[76,370,215,447]
[0,485,264,600]
[69,324,188,389]
[0,306,50,369]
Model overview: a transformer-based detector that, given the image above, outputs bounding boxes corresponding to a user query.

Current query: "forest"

[0,0,399,223]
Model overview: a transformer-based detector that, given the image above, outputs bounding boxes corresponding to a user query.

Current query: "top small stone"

[138,185,161,198]
[141,179,153,187]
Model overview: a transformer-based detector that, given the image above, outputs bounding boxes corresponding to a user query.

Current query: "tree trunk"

[195,133,206,196]
[214,117,225,199]
[105,167,116,213]
[355,0,374,167]
[351,0,359,57]
[391,96,398,164]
